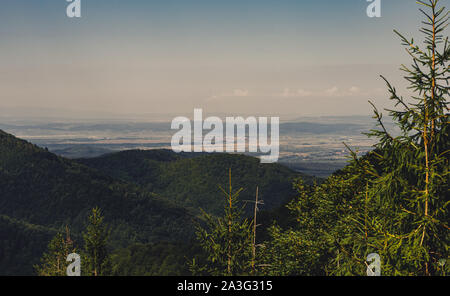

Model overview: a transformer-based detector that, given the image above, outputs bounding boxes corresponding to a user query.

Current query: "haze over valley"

[0,115,393,177]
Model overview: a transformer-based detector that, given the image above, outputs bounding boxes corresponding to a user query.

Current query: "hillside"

[0,129,311,275]
[0,129,197,249]
[77,150,310,216]
[0,215,57,275]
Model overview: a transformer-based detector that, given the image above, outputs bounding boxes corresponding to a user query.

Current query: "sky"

[0,0,439,120]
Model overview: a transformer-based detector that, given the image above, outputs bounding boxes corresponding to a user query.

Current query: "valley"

[0,115,387,177]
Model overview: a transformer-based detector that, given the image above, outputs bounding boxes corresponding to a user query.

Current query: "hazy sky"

[0,0,435,119]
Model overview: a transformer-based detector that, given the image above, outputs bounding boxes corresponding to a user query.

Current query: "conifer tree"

[35,227,76,276]
[82,207,111,276]
[262,0,448,276]
[338,0,449,275]
[190,169,253,276]
[260,177,356,276]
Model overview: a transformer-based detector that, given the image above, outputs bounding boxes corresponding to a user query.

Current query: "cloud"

[207,89,250,101]
[322,86,365,97]
[232,89,249,97]
[281,88,312,98]
[277,85,367,99]
[208,85,366,102]
[349,86,360,93]
[324,86,339,96]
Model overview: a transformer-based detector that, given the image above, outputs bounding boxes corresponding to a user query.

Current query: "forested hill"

[0,215,57,275]
[76,149,310,216]
[0,129,197,247]
[0,129,310,275]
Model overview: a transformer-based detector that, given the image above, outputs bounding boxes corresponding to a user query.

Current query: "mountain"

[76,150,310,216]
[0,129,310,275]
[50,145,113,159]
[0,129,196,249]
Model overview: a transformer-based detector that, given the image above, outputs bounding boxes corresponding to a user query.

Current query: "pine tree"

[82,207,111,276]
[260,176,360,276]
[190,169,253,276]
[337,0,449,275]
[262,1,448,276]
[35,227,76,276]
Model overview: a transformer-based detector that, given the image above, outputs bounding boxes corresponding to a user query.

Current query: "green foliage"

[34,207,114,276]
[110,242,203,276]
[260,174,366,276]
[261,0,449,276]
[77,150,309,216]
[0,215,56,275]
[336,0,449,276]
[82,208,111,276]
[0,128,303,275]
[34,228,76,276]
[191,170,253,276]
[0,130,197,256]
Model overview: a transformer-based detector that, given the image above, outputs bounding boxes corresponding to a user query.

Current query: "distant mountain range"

[0,120,378,135]
[0,117,392,179]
